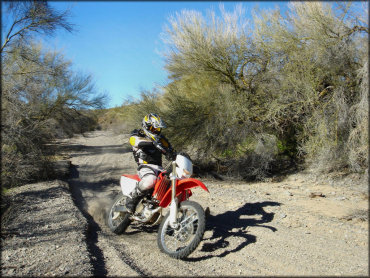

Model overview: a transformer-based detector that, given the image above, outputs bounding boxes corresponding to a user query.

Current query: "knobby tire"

[106,192,131,234]
[157,200,206,259]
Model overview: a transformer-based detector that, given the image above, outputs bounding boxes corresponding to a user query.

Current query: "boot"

[125,188,145,214]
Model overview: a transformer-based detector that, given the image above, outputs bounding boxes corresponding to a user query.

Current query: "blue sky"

[3,1,287,108]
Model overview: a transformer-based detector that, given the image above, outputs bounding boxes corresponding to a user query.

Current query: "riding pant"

[137,164,163,192]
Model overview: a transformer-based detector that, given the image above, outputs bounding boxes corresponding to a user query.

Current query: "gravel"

[1,180,93,277]
[1,130,368,276]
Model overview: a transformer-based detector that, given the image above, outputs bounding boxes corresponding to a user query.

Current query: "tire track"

[66,131,149,276]
[105,235,151,277]
[68,164,107,277]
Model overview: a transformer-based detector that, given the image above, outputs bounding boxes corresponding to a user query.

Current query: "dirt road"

[64,130,368,276]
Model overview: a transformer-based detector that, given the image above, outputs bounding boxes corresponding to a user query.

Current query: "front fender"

[158,178,209,207]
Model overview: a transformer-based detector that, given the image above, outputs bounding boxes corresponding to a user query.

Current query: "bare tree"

[0,2,107,188]
[2,42,106,187]
[1,0,73,53]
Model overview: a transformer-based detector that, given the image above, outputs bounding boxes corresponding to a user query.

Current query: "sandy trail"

[65,130,368,276]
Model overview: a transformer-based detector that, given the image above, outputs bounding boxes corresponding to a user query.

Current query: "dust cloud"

[87,196,114,226]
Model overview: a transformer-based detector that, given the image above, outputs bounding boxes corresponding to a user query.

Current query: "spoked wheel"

[106,192,131,234]
[157,201,206,259]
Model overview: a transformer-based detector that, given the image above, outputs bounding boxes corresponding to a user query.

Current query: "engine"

[131,199,162,225]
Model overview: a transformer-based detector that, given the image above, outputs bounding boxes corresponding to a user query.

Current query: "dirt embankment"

[1,130,369,276]
[1,181,93,276]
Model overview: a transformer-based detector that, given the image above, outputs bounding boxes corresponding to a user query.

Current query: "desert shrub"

[347,61,368,172]
[162,2,368,176]
[1,1,108,188]
[101,2,368,179]
[1,44,105,188]
[159,4,295,177]
[252,2,368,174]
[214,133,279,180]
[162,5,251,92]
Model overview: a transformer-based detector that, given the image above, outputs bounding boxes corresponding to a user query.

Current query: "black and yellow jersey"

[129,129,174,166]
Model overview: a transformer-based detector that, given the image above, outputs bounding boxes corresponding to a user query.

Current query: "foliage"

[162,5,252,92]
[161,2,368,177]
[1,0,73,53]
[1,2,106,188]
[251,2,368,173]
[100,2,369,179]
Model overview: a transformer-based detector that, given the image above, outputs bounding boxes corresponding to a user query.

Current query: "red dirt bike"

[106,154,209,259]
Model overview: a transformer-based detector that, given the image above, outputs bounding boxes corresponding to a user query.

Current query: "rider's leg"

[125,167,157,213]
[137,167,158,192]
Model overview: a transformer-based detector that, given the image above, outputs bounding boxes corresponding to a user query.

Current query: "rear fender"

[120,175,140,196]
[158,178,209,207]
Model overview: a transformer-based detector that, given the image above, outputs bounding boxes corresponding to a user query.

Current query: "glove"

[165,149,177,161]
[153,140,166,153]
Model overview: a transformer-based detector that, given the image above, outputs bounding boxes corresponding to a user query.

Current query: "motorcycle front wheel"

[106,192,131,234]
[157,200,206,259]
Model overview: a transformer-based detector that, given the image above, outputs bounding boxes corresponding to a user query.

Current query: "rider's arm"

[156,136,176,160]
[130,136,153,148]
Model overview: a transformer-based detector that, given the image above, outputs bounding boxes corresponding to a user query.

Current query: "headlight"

[176,154,193,179]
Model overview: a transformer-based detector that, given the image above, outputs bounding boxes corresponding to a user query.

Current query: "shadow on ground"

[125,223,159,235]
[56,143,132,157]
[68,166,109,277]
[186,201,280,261]
[113,201,281,262]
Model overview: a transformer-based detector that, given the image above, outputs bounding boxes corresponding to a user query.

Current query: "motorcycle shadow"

[185,201,280,261]
[125,223,159,235]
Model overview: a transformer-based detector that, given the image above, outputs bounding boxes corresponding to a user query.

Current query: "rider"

[126,113,176,213]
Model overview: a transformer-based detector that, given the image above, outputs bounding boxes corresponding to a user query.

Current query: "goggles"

[149,126,161,134]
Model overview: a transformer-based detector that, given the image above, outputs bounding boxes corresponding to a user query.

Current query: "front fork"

[169,161,179,229]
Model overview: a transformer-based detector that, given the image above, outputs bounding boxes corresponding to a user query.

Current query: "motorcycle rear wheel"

[106,192,131,234]
[157,200,206,259]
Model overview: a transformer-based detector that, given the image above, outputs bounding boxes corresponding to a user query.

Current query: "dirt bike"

[106,154,209,259]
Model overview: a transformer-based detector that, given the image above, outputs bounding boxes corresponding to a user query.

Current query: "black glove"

[165,149,177,161]
[152,141,165,153]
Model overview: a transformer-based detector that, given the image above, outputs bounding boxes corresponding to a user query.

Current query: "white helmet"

[142,113,166,137]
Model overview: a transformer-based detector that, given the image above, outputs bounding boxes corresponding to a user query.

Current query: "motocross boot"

[125,188,145,214]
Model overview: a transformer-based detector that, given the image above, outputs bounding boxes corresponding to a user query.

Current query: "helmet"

[142,113,166,136]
